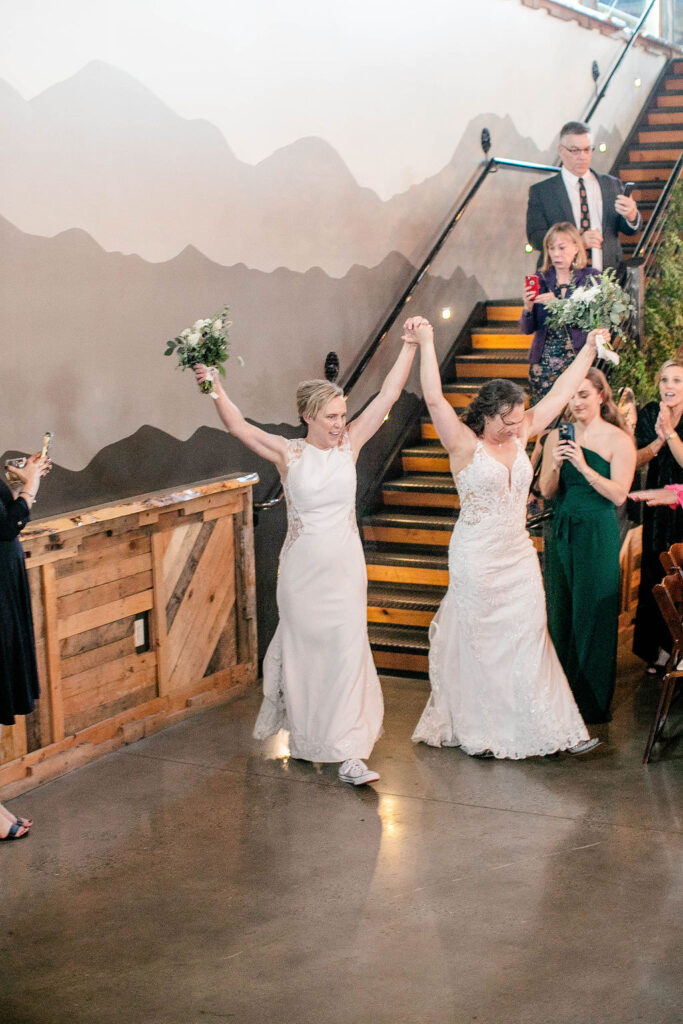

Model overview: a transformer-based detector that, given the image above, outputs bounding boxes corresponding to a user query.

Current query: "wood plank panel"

[56,552,152,597]
[168,565,237,692]
[159,521,202,609]
[58,591,154,640]
[372,650,428,673]
[456,361,528,378]
[402,455,450,473]
[64,664,158,717]
[62,651,157,700]
[165,515,236,689]
[57,570,153,619]
[367,607,434,628]
[366,564,449,586]
[41,563,65,743]
[61,634,137,679]
[60,615,135,660]
[55,534,151,579]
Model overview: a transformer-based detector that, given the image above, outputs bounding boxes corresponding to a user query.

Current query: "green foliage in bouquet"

[611,180,683,403]
[543,269,634,346]
[165,306,236,394]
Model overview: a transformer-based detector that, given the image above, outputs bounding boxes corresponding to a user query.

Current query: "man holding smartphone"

[526,120,641,273]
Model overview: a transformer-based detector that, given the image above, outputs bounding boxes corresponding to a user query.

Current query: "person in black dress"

[632,359,683,672]
[0,449,50,840]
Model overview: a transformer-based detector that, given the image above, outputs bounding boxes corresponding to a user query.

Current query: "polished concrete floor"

[2,638,681,1024]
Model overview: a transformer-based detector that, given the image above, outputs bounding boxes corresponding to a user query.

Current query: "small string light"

[525,243,534,254]
[441,307,452,320]
[634,78,642,87]
[599,143,607,153]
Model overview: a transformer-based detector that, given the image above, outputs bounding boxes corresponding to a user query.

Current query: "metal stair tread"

[471,324,524,335]
[367,582,445,610]
[364,512,455,530]
[366,550,449,569]
[383,473,456,493]
[401,444,447,457]
[367,623,430,651]
[456,350,529,362]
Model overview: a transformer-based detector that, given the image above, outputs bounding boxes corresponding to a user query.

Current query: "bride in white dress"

[409,319,605,759]
[193,324,420,784]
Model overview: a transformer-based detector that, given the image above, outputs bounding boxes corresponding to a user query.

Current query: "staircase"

[616,58,683,258]
[363,62,683,677]
[364,300,529,676]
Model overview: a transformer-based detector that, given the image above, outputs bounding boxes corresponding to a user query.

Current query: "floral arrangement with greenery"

[165,306,241,395]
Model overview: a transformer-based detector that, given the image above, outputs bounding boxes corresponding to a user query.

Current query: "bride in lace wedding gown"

[193,324,420,784]
[410,320,604,759]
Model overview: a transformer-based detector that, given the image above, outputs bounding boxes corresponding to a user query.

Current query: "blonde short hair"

[659,358,683,378]
[296,379,344,425]
[541,222,587,272]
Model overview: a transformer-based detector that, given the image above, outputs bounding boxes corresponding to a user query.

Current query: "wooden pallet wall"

[0,475,258,797]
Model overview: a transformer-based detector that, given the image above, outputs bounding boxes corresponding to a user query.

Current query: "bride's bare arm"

[526,329,602,437]
[193,364,288,472]
[412,320,474,456]
[347,337,418,453]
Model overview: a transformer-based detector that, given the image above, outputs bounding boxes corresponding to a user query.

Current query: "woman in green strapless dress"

[540,369,636,724]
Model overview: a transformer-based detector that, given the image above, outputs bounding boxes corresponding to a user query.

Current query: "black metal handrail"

[632,152,683,270]
[584,0,659,123]
[254,6,664,513]
[254,157,558,511]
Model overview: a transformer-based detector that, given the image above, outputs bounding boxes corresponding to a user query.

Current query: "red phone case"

[525,275,540,299]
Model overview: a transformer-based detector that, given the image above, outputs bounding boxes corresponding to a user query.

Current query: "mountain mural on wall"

[0,61,552,276]
[0,212,484,471]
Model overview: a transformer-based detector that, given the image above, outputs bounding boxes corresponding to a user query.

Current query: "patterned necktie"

[577,177,592,267]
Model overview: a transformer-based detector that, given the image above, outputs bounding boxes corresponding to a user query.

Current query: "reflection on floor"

[1,634,681,1024]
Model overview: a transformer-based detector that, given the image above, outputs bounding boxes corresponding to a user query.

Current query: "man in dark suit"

[527,120,641,272]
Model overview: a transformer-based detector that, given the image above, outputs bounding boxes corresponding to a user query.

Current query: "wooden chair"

[645,570,683,764]
[659,549,676,574]
[668,541,683,570]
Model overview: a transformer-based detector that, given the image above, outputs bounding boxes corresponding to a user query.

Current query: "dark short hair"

[463,379,526,436]
[560,121,591,141]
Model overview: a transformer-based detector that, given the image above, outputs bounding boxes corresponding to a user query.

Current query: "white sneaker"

[338,759,380,786]
[566,738,601,755]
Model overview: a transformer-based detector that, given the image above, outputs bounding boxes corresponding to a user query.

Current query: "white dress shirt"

[561,166,604,270]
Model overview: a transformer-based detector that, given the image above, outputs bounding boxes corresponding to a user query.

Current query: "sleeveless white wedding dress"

[412,438,589,758]
[254,434,383,762]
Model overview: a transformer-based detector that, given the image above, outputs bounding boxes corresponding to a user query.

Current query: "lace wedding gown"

[412,439,589,758]
[254,434,383,761]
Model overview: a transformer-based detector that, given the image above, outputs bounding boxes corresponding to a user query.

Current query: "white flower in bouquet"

[543,269,634,363]
[164,305,239,395]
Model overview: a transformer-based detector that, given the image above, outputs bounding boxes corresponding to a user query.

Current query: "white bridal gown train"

[412,439,589,758]
[254,434,383,761]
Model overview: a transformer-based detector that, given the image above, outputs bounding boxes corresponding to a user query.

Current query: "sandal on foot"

[0,822,29,841]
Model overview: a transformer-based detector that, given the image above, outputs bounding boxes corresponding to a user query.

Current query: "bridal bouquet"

[165,306,241,395]
[543,269,634,363]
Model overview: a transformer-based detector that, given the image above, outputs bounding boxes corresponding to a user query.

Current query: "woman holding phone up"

[521,222,599,404]
[539,369,635,723]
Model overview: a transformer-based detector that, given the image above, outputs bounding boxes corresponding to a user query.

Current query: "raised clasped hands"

[402,317,433,347]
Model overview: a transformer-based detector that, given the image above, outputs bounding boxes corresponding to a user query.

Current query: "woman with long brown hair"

[539,368,636,723]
